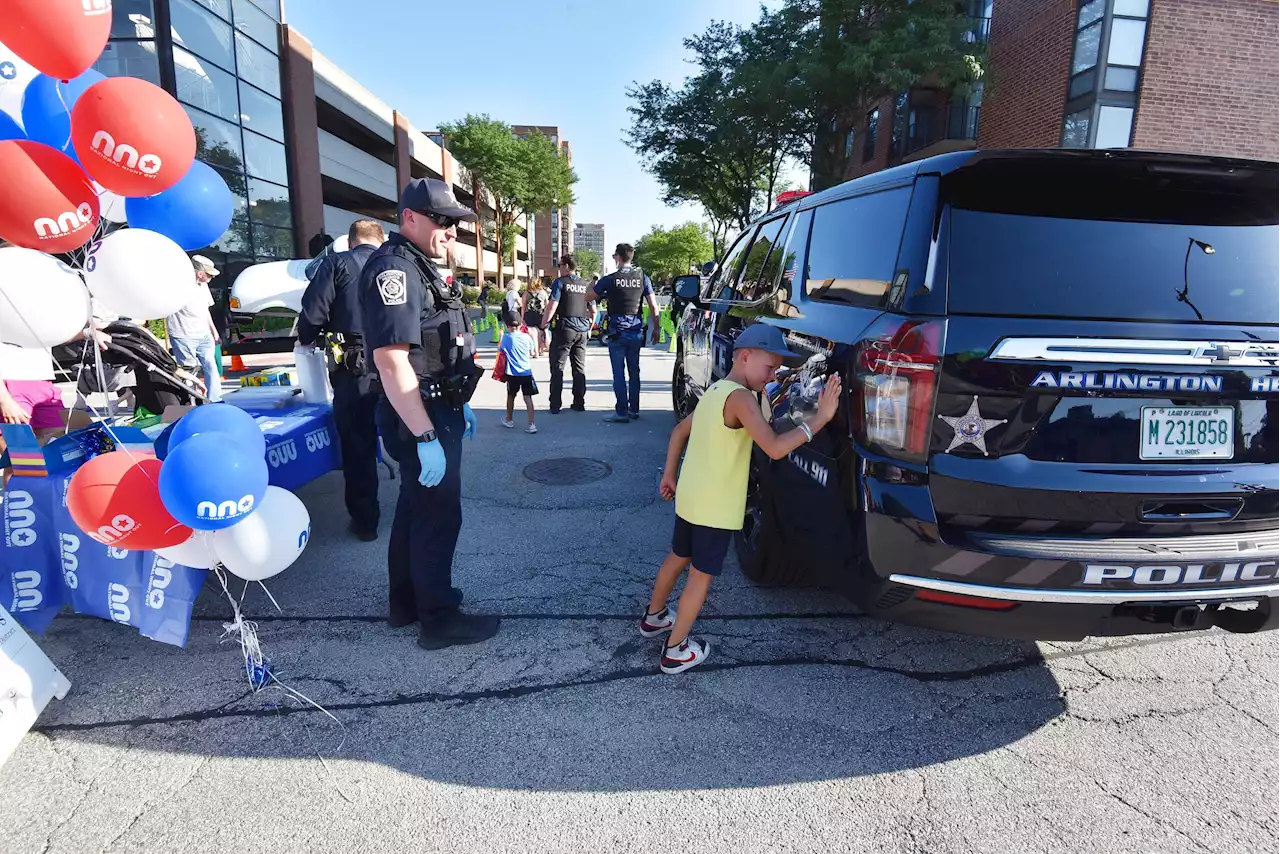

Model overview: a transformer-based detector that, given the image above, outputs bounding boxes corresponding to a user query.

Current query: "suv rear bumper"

[857,478,1279,640]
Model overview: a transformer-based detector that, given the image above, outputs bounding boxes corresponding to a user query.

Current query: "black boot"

[417,608,501,650]
[388,588,463,628]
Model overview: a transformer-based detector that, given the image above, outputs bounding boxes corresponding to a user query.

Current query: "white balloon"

[0,41,38,127]
[0,247,89,348]
[84,228,199,320]
[210,486,311,582]
[92,182,128,224]
[155,531,218,570]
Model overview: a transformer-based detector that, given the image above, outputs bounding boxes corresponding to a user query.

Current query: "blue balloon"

[125,161,234,251]
[154,420,178,460]
[0,111,23,143]
[167,402,267,459]
[159,432,270,531]
[21,71,104,158]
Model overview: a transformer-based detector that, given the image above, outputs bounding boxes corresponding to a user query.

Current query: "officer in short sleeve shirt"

[359,178,501,651]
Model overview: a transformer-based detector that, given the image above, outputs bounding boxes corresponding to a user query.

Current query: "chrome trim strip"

[990,338,1280,368]
[889,574,1279,604]
[968,530,1279,561]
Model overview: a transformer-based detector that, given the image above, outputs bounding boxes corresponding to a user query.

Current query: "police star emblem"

[938,396,1007,456]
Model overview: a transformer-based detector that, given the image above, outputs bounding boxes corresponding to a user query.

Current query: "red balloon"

[0,140,99,253]
[0,0,112,82]
[67,452,193,551]
[71,77,196,197]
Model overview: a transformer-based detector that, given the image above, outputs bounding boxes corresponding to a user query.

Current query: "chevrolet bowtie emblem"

[1200,343,1243,363]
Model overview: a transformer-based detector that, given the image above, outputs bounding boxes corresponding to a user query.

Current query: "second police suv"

[672,148,1278,640]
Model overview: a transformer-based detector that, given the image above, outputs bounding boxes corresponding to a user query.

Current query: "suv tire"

[734,458,811,586]
[672,357,695,421]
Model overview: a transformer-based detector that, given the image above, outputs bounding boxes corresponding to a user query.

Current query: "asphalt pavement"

[1,337,1276,853]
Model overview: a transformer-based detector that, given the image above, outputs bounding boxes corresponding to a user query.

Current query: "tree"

[573,246,601,278]
[633,222,714,284]
[439,115,576,287]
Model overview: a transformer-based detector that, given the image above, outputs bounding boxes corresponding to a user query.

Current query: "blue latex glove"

[417,439,446,487]
[462,404,477,440]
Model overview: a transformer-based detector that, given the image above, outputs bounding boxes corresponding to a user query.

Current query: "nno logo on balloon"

[197,495,256,522]
[34,201,94,240]
[89,130,162,177]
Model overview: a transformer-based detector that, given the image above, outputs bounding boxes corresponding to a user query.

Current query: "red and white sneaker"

[639,605,676,638]
[660,637,709,674]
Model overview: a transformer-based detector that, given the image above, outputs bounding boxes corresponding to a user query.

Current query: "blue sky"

[285,0,771,250]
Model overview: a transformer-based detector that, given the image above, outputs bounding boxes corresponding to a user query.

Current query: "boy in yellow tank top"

[641,325,842,673]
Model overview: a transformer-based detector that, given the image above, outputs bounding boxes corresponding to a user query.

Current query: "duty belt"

[418,369,484,410]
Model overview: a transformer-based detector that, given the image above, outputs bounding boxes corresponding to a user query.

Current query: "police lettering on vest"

[608,268,645,318]
[558,276,592,320]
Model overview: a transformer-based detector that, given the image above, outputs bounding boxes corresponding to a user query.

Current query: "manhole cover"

[523,457,613,486]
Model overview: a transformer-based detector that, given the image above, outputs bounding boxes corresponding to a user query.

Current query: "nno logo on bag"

[108,582,130,623]
[59,533,81,590]
[147,557,174,609]
[4,490,38,548]
[11,570,43,611]
[90,513,138,546]
[90,130,163,177]
[268,439,298,468]
[305,429,331,453]
[197,494,256,521]
[34,202,94,240]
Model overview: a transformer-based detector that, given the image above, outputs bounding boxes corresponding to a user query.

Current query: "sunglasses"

[421,211,461,229]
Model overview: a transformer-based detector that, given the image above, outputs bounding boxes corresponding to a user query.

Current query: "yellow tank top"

[675,379,753,530]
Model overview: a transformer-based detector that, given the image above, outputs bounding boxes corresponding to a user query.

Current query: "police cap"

[399,178,478,224]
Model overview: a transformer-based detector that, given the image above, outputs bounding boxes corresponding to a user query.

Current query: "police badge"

[377,270,407,306]
[938,396,1007,456]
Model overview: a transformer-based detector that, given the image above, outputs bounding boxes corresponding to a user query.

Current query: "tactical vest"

[414,257,477,386]
[608,268,645,317]
[557,276,591,319]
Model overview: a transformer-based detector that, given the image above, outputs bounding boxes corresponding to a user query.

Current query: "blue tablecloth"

[240,403,341,492]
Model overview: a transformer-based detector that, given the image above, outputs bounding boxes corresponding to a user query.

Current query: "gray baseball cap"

[733,324,799,359]
[399,178,478,223]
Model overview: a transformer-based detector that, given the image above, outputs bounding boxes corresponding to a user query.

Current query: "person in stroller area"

[164,255,224,403]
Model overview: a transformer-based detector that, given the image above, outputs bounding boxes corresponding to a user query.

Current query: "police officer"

[541,254,593,413]
[298,219,387,541]
[586,243,661,422]
[359,178,499,650]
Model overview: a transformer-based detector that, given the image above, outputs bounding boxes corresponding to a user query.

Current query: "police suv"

[672,149,1278,640]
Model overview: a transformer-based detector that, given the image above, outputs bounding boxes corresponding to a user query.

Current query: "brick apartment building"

[820,0,1278,186]
[512,125,573,280]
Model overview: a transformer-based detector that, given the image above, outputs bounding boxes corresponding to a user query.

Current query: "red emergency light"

[774,190,813,207]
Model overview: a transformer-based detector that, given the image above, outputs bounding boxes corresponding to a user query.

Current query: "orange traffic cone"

[230,354,246,373]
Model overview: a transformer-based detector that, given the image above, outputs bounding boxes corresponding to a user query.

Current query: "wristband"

[799,422,813,442]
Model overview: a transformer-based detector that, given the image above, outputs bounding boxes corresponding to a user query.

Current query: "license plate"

[1140,406,1234,460]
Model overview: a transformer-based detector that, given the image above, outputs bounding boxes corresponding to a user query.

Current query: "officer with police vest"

[298,219,387,542]
[358,178,498,650]
[541,254,593,413]
[586,243,661,422]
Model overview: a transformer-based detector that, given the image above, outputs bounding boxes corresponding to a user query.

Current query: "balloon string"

[56,82,72,154]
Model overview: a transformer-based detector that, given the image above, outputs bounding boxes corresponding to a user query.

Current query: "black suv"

[671,149,1278,641]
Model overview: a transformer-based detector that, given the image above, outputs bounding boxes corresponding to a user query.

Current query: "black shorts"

[506,375,538,397]
[671,514,732,577]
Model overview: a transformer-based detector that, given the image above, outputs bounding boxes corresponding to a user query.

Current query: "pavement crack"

[1091,779,1214,854]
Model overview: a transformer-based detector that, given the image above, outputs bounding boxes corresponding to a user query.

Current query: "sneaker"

[525,424,538,434]
[501,419,515,429]
[602,412,632,424]
[639,605,676,638]
[660,637,710,674]
[417,609,501,650]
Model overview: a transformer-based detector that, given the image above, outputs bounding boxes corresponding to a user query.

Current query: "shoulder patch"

[377,270,407,306]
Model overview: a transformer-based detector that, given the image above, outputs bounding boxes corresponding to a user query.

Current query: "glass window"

[1108,17,1147,66]
[737,217,789,301]
[712,229,756,298]
[1078,0,1104,27]
[1113,0,1149,17]
[891,92,908,152]
[211,166,248,218]
[190,0,231,18]
[249,0,281,20]
[806,187,913,307]
[209,220,251,256]
[863,108,879,162]
[844,127,855,159]
[248,178,291,229]
[235,32,281,97]
[242,129,288,183]
[776,210,812,302]
[1062,108,1091,148]
[1073,22,1101,73]
[1104,66,1138,91]
[237,81,283,141]
[171,0,235,71]
[232,0,278,53]
[173,46,239,123]
[111,0,155,38]
[1094,105,1133,148]
[184,105,245,173]
[251,224,293,259]
[1068,69,1095,100]
[93,40,160,85]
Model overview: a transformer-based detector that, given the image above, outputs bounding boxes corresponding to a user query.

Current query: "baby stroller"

[54,321,206,415]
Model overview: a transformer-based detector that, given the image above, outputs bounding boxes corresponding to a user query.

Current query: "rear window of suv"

[944,155,1279,324]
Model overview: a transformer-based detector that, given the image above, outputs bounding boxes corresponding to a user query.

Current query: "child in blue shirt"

[499,310,539,434]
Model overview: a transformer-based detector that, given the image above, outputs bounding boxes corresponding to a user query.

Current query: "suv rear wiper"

[1176,237,1215,321]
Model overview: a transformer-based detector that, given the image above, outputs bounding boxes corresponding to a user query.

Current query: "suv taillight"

[854,317,943,462]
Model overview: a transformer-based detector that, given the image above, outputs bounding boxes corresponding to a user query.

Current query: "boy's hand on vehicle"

[816,374,843,424]
[659,470,677,500]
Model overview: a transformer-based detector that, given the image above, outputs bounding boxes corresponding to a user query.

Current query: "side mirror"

[674,274,701,301]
